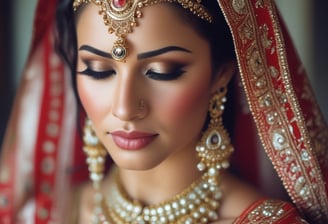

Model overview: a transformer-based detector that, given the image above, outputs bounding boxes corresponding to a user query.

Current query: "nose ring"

[137,99,148,119]
[138,99,146,111]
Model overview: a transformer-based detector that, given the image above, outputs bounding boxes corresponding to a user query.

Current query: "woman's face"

[76,4,225,170]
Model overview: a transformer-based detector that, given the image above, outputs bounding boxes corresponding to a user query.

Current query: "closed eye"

[78,67,116,80]
[145,69,185,81]
[77,59,115,80]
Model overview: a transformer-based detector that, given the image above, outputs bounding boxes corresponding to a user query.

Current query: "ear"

[210,61,236,94]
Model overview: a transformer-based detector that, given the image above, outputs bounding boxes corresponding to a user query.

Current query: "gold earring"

[83,120,111,222]
[196,87,234,182]
[83,118,107,189]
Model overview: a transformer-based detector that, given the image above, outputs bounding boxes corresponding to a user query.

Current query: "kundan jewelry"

[73,0,212,61]
[196,87,234,185]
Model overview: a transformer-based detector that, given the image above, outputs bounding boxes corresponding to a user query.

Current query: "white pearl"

[208,210,219,220]
[159,216,167,223]
[168,214,175,221]
[222,161,230,169]
[208,167,217,176]
[197,162,206,171]
[157,207,164,214]
[214,191,222,200]
[184,218,193,224]
[192,211,200,219]
[172,202,179,209]
[179,198,187,206]
[164,204,171,211]
[188,203,195,210]
[180,208,187,215]
[151,208,157,216]
[144,208,150,215]
[188,193,196,200]
[199,206,206,214]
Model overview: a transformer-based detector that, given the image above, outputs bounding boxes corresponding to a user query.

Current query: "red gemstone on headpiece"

[113,0,127,8]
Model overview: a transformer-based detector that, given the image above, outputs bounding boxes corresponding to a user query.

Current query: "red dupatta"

[218,0,328,222]
[0,0,327,223]
[0,0,86,223]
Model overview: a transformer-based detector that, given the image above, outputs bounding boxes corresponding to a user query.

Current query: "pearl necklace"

[94,169,223,224]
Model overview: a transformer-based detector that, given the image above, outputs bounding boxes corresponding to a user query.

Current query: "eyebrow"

[79,45,112,59]
[137,46,192,60]
[78,45,192,60]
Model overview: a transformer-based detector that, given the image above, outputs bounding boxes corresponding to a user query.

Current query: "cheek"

[77,76,111,120]
[155,79,210,127]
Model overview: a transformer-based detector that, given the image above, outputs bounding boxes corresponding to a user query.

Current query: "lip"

[110,130,158,150]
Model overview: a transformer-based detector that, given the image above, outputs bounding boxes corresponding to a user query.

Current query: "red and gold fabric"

[234,199,308,223]
[218,0,328,222]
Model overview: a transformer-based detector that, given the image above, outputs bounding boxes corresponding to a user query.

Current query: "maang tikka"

[73,0,212,62]
[196,87,234,184]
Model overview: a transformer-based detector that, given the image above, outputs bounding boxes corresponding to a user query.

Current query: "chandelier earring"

[196,87,234,184]
[83,118,112,223]
[83,118,107,189]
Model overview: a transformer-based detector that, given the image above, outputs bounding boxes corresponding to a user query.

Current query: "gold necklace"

[93,169,223,224]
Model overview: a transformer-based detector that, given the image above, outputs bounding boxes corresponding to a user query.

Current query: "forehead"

[76,3,209,54]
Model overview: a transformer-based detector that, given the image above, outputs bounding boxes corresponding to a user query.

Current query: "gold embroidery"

[248,48,265,77]
[232,0,246,14]
[268,4,328,220]
[269,66,279,78]
[259,24,273,52]
[298,73,328,165]
[255,0,265,9]
[238,18,254,43]
[247,200,285,223]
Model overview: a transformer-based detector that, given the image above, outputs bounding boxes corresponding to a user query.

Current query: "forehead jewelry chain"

[73,0,212,62]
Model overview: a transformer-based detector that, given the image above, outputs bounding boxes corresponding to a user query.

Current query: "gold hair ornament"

[73,0,212,62]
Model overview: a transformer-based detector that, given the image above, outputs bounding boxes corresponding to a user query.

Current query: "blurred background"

[0,0,328,148]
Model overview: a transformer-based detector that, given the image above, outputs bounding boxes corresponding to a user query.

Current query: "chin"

[111,155,165,171]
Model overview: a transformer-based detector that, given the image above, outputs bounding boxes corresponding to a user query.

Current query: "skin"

[76,3,262,223]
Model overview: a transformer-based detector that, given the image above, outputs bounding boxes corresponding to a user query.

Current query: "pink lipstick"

[110,131,158,150]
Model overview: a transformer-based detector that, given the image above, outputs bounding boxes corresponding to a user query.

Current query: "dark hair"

[55,0,78,97]
[170,0,236,72]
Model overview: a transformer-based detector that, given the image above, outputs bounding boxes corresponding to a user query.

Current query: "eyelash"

[78,67,115,80]
[78,65,185,81]
[145,69,185,81]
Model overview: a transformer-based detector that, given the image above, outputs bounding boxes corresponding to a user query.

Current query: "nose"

[111,74,148,121]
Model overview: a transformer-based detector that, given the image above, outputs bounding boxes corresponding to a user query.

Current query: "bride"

[0,0,327,223]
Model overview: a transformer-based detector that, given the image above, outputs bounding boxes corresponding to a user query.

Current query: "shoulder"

[218,172,263,220]
[216,173,307,224]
